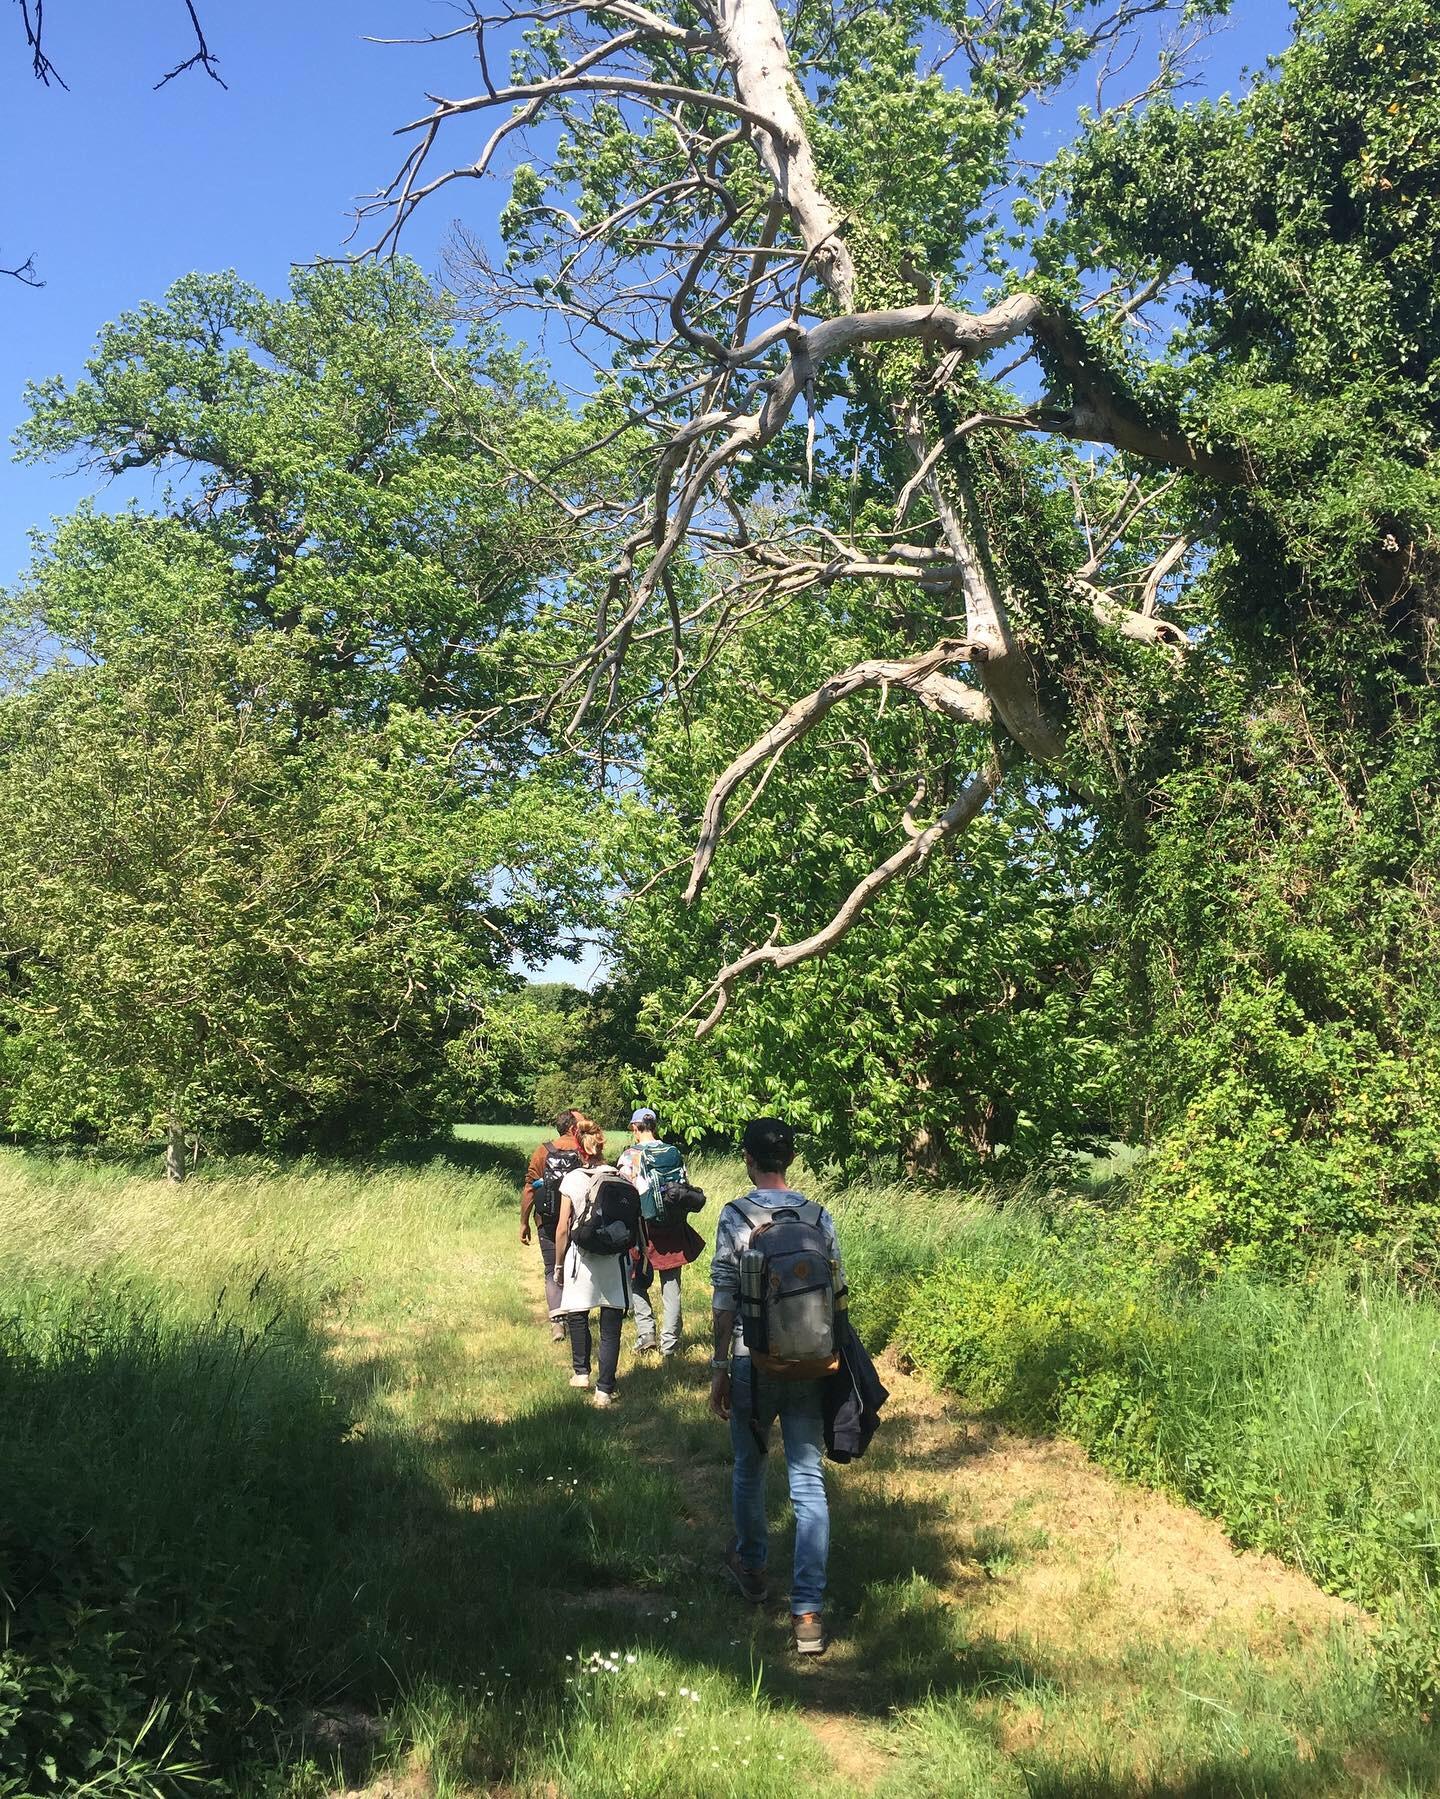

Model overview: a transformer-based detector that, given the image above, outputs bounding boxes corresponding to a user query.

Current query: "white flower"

[690,1692,701,1704]
[625,1654,637,1664]
[679,1686,690,1697]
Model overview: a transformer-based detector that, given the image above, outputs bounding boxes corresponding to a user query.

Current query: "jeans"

[569,1307,623,1395]
[632,1266,683,1352]
[539,1228,563,1318]
[728,1358,829,1616]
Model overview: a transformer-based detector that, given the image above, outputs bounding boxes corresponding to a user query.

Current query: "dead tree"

[363,0,1241,1030]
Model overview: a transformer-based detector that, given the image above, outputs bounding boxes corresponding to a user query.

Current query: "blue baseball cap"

[629,1106,658,1127]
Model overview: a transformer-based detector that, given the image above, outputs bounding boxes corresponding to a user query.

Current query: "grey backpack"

[735,1198,842,1380]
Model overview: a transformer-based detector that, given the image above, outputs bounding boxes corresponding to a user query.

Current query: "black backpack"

[532,1142,582,1233]
[571,1171,642,1256]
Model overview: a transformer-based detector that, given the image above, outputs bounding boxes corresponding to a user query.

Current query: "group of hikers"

[520,1106,886,1657]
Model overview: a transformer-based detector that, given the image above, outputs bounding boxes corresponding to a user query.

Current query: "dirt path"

[519,1247,1362,1794]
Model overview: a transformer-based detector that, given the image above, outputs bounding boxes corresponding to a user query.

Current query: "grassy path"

[4,1139,1436,1796]
[319,1141,1435,1798]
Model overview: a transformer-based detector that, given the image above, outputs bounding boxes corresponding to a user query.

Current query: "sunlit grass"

[3,1135,1438,1795]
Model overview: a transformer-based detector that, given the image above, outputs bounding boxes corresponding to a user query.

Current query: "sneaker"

[551,1322,567,1343]
[724,1546,767,1605]
[593,1388,620,1408]
[792,1612,827,1656]
[634,1339,659,1356]
[569,1372,591,1389]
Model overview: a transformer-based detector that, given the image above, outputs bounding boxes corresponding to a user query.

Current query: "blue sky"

[0,0,1295,981]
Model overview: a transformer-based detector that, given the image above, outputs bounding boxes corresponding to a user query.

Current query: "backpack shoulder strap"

[730,1195,767,1229]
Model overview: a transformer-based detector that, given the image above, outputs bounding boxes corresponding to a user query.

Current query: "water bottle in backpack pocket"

[736,1200,842,1379]
[571,1172,642,1256]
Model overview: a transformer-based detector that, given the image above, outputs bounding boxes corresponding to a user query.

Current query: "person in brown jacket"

[521,1109,587,1342]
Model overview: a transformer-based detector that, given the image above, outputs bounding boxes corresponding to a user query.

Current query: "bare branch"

[689,753,1006,1037]
[686,641,989,903]
[1,250,42,287]
[153,0,226,89]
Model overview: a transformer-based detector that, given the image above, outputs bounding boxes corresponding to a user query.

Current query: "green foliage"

[1068,0,1439,674]
[0,265,601,1157]
[1087,652,1440,1269]
[0,622,590,1155]
[468,981,650,1128]
[609,600,1120,1176]
[14,262,594,724]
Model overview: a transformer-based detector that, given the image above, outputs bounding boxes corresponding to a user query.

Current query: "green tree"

[610,599,1119,1174]
[0,264,601,1165]
[1056,0,1440,1263]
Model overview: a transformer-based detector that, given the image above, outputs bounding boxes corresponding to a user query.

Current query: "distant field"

[453,1121,545,1148]
[455,1121,635,1160]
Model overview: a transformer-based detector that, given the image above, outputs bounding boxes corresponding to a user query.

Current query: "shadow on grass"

[0,1282,448,1794]
[10,1224,1438,1799]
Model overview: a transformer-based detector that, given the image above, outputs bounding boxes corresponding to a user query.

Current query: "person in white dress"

[555,1121,631,1407]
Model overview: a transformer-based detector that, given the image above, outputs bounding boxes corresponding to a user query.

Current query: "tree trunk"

[163,1115,187,1183]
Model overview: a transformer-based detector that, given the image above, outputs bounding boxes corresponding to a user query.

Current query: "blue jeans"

[728,1358,829,1616]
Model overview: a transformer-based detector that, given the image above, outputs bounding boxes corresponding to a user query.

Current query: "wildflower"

[625,1654,637,1664]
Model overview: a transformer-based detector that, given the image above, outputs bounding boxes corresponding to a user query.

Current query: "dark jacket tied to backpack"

[821,1321,889,1465]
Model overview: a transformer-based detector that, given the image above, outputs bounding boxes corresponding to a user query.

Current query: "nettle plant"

[362,0,1434,1049]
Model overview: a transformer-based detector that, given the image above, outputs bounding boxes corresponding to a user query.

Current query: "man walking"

[709,1117,844,1656]
[521,1108,586,1342]
[619,1106,701,1358]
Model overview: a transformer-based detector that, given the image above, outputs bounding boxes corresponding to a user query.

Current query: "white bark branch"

[685,640,989,903]
[688,753,1006,1038]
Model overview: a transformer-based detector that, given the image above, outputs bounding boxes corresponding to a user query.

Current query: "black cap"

[741,1116,795,1171]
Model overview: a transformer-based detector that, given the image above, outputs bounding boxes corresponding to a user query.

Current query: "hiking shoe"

[569,1372,591,1389]
[724,1547,767,1605]
[593,1388,620,1408]
[792,1613,827,1656]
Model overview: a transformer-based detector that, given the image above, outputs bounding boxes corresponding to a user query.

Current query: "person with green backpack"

[618,1107,705,1359]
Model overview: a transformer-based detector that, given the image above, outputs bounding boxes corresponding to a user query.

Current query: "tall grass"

[6,1139,1440,1793]
[840,1172,1440,1707]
